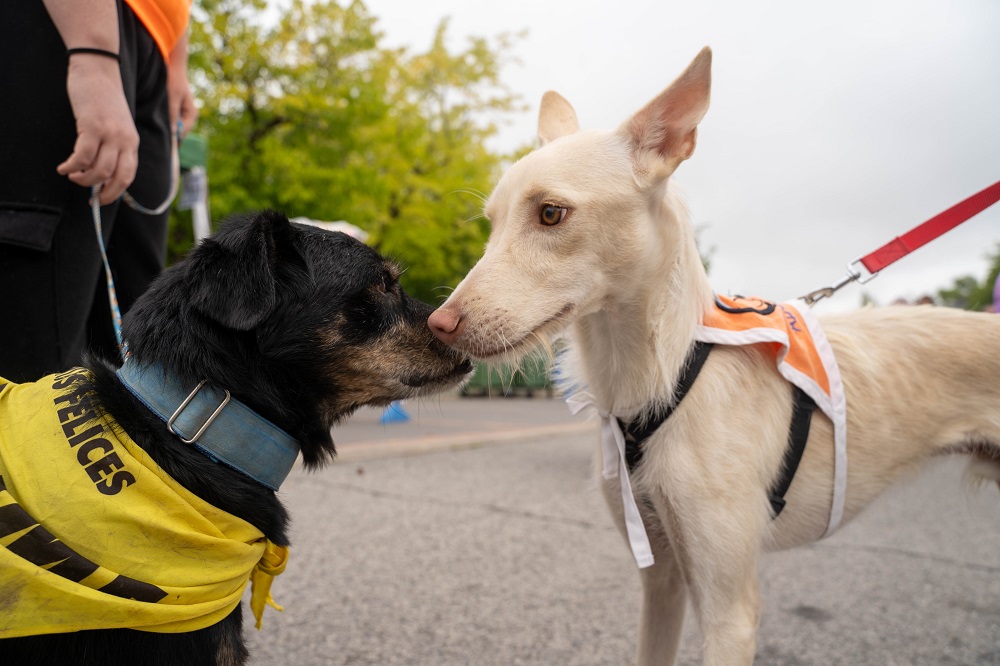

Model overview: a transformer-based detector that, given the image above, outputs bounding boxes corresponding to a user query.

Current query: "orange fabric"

[124,0,191,60]
[700,295,831,396]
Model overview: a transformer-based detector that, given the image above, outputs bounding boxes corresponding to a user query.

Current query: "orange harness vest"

[695,295,848,538]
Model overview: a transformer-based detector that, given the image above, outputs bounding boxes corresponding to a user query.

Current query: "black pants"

[0,1,171,383]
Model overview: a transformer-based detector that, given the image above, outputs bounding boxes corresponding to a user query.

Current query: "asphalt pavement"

[245,393,1000,665]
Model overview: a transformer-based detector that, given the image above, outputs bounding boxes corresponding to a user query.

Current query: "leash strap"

[89,124,182,359]
[858,179,1000,274]
[89,188,126,355]
[802,178,1000,305]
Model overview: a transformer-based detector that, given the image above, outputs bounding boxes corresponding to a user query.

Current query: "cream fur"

[428,47,1000,665]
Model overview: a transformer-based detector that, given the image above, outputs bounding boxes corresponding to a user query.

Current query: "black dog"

[0,211,471,665]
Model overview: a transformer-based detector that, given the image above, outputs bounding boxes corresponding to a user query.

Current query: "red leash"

[802,179,1000,305]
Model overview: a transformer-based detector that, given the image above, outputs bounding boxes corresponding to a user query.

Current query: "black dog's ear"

[186,211,298,330]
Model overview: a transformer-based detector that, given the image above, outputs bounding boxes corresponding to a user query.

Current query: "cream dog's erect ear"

[620,46,712,178]
[538,91,580,145]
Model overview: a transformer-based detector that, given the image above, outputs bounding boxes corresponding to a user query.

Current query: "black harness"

[616,342,817,517]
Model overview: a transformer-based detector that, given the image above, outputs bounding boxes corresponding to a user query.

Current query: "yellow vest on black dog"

[0,369,287,637]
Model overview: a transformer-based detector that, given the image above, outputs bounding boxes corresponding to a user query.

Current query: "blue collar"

[116,361,300,491]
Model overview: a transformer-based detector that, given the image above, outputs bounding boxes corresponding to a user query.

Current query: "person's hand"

[168,64,197,138]
[56,54,139,205]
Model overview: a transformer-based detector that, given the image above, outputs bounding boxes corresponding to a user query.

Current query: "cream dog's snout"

[427,306,465,345]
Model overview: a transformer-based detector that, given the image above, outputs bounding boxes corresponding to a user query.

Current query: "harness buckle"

[167,380,232,445]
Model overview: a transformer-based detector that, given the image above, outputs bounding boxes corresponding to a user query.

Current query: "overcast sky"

[366,0,1000,312]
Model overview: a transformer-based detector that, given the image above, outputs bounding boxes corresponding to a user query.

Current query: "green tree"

[173,0,524,303]
[936,243,1000,311]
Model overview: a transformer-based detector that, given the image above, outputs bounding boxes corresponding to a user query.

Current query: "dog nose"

[428,307,466,344]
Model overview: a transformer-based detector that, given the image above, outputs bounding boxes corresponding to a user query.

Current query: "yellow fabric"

[250,542,289,630]
[0,369,286,637]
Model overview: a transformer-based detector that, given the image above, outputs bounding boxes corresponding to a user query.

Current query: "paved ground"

[329,393,591,462]
[245,395,1000,665]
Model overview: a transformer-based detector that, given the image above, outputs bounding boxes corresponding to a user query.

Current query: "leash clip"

[167,380,232,445]
[800,258,876,306]
[850,257,880,285]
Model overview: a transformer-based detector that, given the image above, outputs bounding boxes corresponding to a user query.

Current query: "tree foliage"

[935,243,1000,311]
[171,0,524,303]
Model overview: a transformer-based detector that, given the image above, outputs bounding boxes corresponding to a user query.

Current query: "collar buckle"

[167,380,232,445]
[118,362,301,490]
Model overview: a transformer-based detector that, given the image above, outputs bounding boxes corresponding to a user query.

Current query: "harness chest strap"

[565,343,718,570]
[696,296,848,538]
[615,342,715,469]
[566,296,848,569]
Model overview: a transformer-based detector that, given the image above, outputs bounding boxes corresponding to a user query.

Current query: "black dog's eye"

[373,275,397,297]
[539,204,567,226]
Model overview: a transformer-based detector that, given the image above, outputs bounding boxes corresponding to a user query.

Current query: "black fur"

[0,211,471,665]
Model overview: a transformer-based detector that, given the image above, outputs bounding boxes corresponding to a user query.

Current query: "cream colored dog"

[427,47,1000,665]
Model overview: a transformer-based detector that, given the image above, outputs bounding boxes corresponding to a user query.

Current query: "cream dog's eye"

[539,204,567,226]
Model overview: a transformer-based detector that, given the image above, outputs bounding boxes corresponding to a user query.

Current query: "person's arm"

[42,0,139,205]
[167,28,198,138]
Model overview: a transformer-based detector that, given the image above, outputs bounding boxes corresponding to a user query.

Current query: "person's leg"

[87,1,172,363]
[0,1,110,382]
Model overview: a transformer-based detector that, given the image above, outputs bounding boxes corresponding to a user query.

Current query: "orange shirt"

[124,0,191,61]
